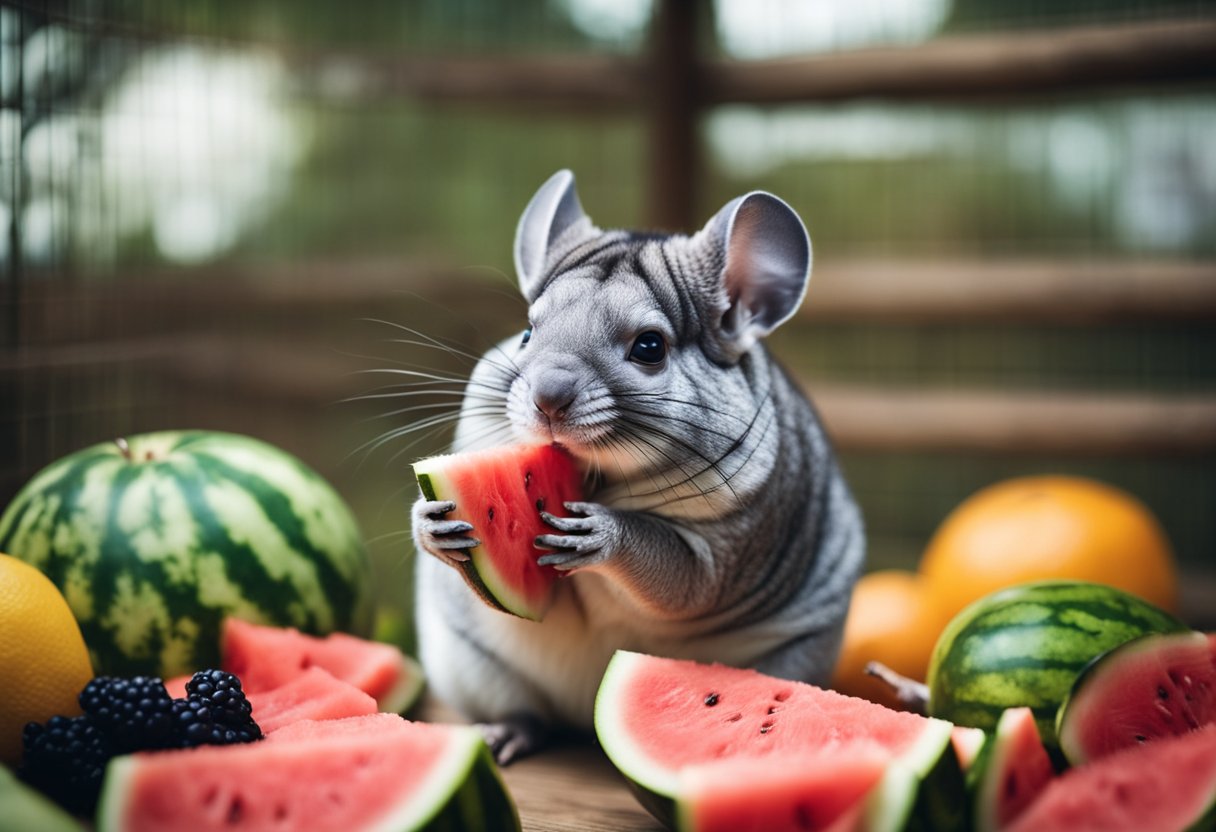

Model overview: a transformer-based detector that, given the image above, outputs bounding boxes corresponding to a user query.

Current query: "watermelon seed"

[1158,685,1170,700]
[759,721,774,734]
[1135,734,1147,743]
[725,713,742,723]
[525,472,533,488]
[794,804,815,829]
[773,690,791,702]
[704,693,720,706]
[767,706,779,715]
[274,804,288,822]
[536,498,546,511]
[488,507,495,522]
[203,786,219,807]
[227,796,245,825]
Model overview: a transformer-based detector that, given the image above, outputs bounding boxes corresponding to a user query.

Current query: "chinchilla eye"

[629,330,666,365]
[520,325,533,347]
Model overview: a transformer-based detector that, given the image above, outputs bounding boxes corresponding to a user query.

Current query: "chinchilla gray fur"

[411,170,864,763]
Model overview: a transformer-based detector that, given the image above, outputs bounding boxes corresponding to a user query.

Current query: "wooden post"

[646,0,700,233]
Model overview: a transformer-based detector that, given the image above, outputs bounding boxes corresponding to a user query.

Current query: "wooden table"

[420,699,661,831]
[499,741,664,832]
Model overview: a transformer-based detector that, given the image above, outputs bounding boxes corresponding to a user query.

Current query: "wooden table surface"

[499,741,664,832]
[419,698,662,831]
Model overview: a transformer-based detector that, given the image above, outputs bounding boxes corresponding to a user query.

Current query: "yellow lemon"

[0,553,94,765]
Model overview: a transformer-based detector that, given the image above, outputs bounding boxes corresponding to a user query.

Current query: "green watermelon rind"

[1055,630,1214,768]
[926,580,1187,747]
[595,650,966,832]
[969,707,1054,832]
[0,430,374,678]
[413,461,547,621]
[380,651,428,715]
[0,765,86,832]
[96,725,520,832]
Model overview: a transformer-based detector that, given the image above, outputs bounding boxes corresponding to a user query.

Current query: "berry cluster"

[19,670,261,817]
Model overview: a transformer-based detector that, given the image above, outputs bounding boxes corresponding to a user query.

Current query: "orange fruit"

[919,475,1178,624]
[831,569,947,709]
[0,553,95,765]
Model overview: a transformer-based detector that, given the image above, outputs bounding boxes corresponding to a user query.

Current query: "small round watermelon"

[0,431,374,678]
[926,581,1187,747]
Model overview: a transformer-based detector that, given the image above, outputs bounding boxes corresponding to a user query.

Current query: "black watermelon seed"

[704,693,719,707]
[536,498,545,511]
[488,507,495,522]
[1135,734,1147,743]
[1158,686,1169,700]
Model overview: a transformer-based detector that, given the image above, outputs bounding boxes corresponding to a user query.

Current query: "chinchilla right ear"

[513,170,596,302]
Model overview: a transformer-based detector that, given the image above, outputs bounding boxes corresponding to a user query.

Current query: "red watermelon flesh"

[972,707,1055,832]
[595,651,959,829]
[412,443,583,620]
[1057,630,1216,766]
[222,618,424,714]
[247,667,377,734]
[97,714,519,832]
[675,747,892,832]
[1004,723,1216,832]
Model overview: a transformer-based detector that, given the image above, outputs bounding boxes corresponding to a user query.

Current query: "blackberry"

[172,669,262,747]
[18,715,111,817]
[79,675,176,752]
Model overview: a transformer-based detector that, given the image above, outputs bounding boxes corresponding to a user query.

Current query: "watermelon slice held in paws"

[222,618,425,714]
[412,443,583,620]
[1057,630,1216,766]
[96,714,520,832]
[594,650,965,831]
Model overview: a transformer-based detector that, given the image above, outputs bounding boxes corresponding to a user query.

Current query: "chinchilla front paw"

[534,501,619,571]
[411,498,478,567]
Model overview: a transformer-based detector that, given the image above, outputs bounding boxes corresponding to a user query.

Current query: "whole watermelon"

[0,431,373,678]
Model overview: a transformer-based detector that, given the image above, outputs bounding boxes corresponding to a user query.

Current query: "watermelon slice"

[967,707,1055,832]
[1057,630,1216,766]
[222,618,425,714]
[412,443,583,620]
[246,667,378,734]
[594,650,965,831]
[1004,723,1216,832]
[96,714,519,832]
[674,747,916,832]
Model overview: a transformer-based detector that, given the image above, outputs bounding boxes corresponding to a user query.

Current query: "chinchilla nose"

[532,368,578,421]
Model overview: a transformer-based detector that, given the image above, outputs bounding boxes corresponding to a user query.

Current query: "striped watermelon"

[0,431,373,678]
[927,581,1186,747]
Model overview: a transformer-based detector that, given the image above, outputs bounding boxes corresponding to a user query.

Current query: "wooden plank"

[801,259,1216,325]
[646,0,701,232]
[810,383,1216,456]
[702,19,1216,104]
[9,258,1216,348]
[7,338,1215,456]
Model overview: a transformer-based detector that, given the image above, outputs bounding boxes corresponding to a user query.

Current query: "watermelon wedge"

[412,443,583,620]
[967,707,1056,832]
[222,618,425,714]
[594,651,965,831]
[1057,630,1216,766]
[246,667,378,734]
[1004,723,1216,832]
[97,714,520,832]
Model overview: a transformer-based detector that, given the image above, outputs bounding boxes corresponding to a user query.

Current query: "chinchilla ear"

[513,169,592,301]
[705,191,811,357]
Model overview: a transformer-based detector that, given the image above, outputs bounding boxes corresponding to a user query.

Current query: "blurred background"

[3,0,1214,638]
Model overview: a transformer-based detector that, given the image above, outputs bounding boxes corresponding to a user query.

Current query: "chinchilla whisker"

[364,401,504,424]
[615,405,742,444]
[364,318,520,370]
[617,421,738,504]
[614,391,755,426]
[340,389,496,406]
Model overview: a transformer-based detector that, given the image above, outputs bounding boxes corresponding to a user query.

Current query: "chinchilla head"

[501,169,811,506]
